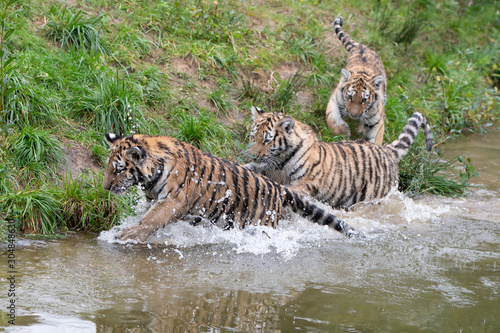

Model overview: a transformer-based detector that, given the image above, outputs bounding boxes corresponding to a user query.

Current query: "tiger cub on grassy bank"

[245,106,433,209]
[102,133,359,243]
[326,16,387,145]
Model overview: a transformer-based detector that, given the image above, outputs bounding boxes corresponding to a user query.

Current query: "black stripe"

[278,140,303,169]
[190,164,207,208]
[356,146,367,203]
[158,187,173,200]
[240,167,250,219]
[227,164,241,220]
[311,207,325,223]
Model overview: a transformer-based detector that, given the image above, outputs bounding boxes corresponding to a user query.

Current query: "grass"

[173,109,236,158]
[0,0,498,236]
[7,126,64,179]
[71,72,147,135]
[209,83,236,116]
[58,172,135,232]
[398,146,479,197]
[45,5,108,57]
[1,187,62,234]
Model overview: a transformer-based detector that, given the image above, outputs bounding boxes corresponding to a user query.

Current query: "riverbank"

[0,0,499,236]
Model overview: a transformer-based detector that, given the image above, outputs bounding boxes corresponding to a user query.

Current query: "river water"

[2,131,499,332]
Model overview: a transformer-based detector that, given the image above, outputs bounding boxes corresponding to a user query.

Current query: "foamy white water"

[98,187,454,259]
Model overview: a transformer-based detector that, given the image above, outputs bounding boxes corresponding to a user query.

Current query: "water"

[2,131,500,332]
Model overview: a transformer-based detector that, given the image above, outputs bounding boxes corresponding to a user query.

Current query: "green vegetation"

[45,5,108,56]
[0,0,498,236]
[7,126,63,179]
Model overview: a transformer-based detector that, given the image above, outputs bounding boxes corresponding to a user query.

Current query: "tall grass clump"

[1,187,62,234]
[268,69,307,113]
[1,69,60,126]
[0,0,49,127]
[0,163,16,194]
[110,24,154,65]
[71,73,147,135]
[158,1,245,44]
[45,5,108,56]
[398,145,478,197]
[234,69,264,104]
[7,126,64,178]
[173,110,235,158]
[371,0,426,48]
[58,173,134,232]
[137,67,170,107]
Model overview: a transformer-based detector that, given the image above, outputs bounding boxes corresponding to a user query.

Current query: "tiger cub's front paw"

[120,224,152,243]
[332,123,351,137]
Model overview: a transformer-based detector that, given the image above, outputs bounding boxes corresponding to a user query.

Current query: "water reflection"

[90,290,287,332]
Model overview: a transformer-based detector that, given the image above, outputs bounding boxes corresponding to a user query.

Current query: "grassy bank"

[1,0,498,236]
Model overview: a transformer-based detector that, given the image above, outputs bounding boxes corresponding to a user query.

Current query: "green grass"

[1,187,62,234]
[71,72,147,135]
[173,109,236,158]
[0,0,498,236]
[398,145,479,197]
[7,126,64,179]
[58,172,135,232]
[209,83,236,116]
[45,5,108,56]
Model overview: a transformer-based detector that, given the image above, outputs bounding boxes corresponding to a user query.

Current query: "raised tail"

[388,112,433,161]
[333,16,359,53]
[283,187,361,238]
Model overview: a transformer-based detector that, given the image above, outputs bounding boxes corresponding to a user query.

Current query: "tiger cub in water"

[326,16,387,145]
[102,133,359,243]
[245,107,433,209]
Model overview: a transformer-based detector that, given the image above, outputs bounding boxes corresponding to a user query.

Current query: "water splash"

[98,187,453,259]
[99,213,343,260]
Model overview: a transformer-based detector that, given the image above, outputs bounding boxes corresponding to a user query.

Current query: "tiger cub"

[102,133,358,243]
[326,16,387,145]
[245,106,433,209]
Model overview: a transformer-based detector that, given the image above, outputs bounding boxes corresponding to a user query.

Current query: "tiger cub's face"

[102,133,147,195]
[247,107,300,165]
[341,68,385,119]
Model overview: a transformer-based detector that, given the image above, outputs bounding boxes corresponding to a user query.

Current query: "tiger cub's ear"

[279,117,295,134]
[105,133,122,146]
[125,146,147,164]
[251,106,264,121]
[372,75,385,90]
[340,68,351,84]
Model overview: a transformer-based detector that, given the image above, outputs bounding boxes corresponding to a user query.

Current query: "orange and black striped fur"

[326,16,387,145]
[102,134,358,242]
[246,107,433,209]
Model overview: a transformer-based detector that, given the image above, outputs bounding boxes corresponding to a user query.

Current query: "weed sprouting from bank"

[45,5,108,56]
[399,145,479,197]
[58,173,135,232]
[173,110,235,158]
[71,73,146,135]
[7,126,64,179]
[1,187,62,234]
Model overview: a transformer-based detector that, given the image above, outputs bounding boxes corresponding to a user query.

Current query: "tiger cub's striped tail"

[333,16,359,53]
[283,187,361,238]
[388,112,433,161]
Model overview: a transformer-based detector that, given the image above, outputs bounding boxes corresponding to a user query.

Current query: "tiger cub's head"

[102,133,148,195]
[340,68,385,119]
[247,106,315,165]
